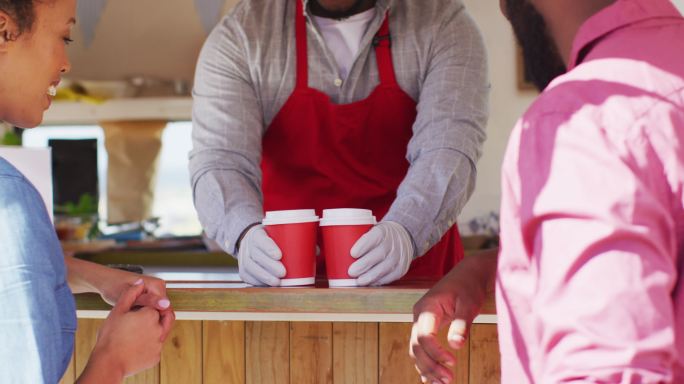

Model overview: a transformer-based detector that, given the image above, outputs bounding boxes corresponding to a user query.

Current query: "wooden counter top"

[72,247,497,323]
[76,280,497,323]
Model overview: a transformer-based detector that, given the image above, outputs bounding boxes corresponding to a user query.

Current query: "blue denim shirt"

[0,156,76,383]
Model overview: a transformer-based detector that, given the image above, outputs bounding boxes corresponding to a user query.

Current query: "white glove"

[348,221,415,286]
[237,225,286,286]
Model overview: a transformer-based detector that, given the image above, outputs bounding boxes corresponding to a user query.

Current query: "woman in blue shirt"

[0,0,175,382]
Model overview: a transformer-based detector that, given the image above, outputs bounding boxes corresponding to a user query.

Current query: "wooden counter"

[60,250,500,384]
[61,284,499,384]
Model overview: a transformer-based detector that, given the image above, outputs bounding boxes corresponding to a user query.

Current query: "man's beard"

[506,0,567,91]
[310,0,371,20]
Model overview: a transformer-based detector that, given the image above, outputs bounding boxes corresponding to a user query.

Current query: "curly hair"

[0,0,37,35]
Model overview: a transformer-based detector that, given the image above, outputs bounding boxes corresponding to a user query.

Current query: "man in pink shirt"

[410,0,684,383]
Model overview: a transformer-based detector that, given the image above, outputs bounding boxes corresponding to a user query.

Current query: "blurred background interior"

[2,0,683,248]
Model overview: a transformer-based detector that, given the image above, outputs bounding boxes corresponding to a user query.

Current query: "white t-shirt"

[312,8,376,80]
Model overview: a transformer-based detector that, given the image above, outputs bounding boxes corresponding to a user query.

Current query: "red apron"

[261,0,464,281]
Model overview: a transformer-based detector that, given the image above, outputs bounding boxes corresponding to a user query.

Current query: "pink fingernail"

[134,278,144,286]
[448,334,466,349]
[158,299,171,309]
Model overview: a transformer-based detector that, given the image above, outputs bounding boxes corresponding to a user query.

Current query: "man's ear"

[0,11,19,53]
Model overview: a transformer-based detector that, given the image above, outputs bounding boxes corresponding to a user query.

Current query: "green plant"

[1,131,21,146]
[56,193,98,216]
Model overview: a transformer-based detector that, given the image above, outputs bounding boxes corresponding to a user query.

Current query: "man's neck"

[309,0,376,20]
[538,0,616,65]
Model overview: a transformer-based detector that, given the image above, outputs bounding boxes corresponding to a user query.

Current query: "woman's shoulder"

[0,156,54,240]
[0,156,62,272]
[0,157,43,209]
[0,156,25,179]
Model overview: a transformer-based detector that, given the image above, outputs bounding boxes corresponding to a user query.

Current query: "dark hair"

[0,0,37,35]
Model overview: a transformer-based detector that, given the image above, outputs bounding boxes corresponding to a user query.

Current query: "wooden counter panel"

[203,321,245,383]
[332,323,378,384]
[246,322,289,384]
[72,319,500,383]
[74,318,102,378]
[290,322,333,384]
[161,321,202,384]
[379,323,421,383]
[469,324,501,384]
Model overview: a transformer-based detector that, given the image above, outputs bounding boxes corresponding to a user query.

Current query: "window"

[152,122,201,236]
[22,122,201,236]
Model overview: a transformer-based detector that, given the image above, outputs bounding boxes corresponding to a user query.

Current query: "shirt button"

[334,78,343,87]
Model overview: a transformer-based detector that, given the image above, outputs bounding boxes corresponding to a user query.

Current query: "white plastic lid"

[319,208,377,227]
[262,209,319,226]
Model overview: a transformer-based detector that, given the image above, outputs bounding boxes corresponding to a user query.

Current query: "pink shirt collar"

[569,0,683,70]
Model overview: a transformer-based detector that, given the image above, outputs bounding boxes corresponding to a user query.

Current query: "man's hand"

[237,224,286,286]
[409,250,497,384]
[348,221,414,286]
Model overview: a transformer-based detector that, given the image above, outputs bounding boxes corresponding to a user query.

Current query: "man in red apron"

[190,0,489,286]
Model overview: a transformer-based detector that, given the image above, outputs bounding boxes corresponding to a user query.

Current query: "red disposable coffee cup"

[262,209,319,287]
[320,209,377,287]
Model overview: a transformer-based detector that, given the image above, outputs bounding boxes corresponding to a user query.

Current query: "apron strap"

[373,12,398,86]
[295,0,309,89]
[296,3,396,88]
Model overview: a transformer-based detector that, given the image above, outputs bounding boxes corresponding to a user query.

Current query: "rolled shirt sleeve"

[384,3,489,256]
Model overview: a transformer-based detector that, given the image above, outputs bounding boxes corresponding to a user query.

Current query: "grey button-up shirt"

[190,0,489,256]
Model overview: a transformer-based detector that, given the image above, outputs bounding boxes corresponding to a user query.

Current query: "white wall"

[458,0,536,225]
[674,0,684,14]
[66,0,239,83]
